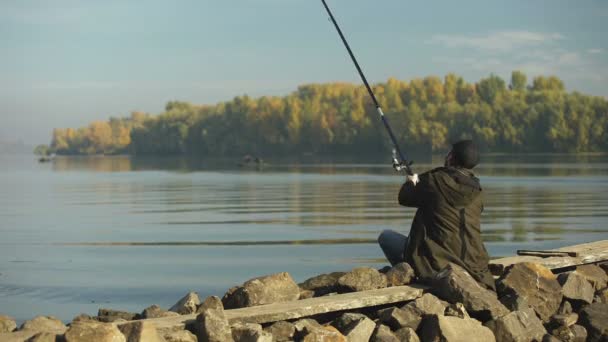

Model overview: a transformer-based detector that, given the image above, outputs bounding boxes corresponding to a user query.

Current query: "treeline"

[50,71,608,156]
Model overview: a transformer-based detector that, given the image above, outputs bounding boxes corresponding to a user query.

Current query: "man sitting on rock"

[378,140,496,290]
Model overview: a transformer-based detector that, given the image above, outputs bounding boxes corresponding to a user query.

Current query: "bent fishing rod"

[320,0,413,175]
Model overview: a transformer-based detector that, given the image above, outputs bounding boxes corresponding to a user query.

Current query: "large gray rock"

[578,303,608,342]
[384,263,416,287]
[337,267,387,292]
[549,324,587,342]
[419,315,496,342]
[0,330,40,342]
[222,272,300,309]
[485,308,546,342]
[194,296,233,342]
[0,315,17,333]
[570,325,588,342]
[406,293,448,316]
[301,325,346,342]
[558,272,594,305]
[496,262,563,322]
[163,330,197,342]
[263,321,295,342]
[142,305,180,319]
[575,265,608,290]
[97,308,139,323]
[64,322,127,342]
[26,332,58,342]
[331,314,375,342]
[299,272,346,297]
[550,313,578,327]
[170,292,200,315]
[445,302,470,319]
[432,263,509,322]
[118,321,165,342]
[370,324,399,342]
[377,307,421,331]
[331,313,368,333]
[394,327,420,342]
[231,322,272,342]
[20,316,67,335]
[293,318,323,339]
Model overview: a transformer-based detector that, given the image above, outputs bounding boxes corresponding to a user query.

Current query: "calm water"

[1,154,607,323]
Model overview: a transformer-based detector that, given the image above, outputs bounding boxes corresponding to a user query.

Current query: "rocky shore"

[1,261,607,342]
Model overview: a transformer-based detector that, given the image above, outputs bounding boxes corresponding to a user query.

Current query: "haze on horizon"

[1,0,607,145]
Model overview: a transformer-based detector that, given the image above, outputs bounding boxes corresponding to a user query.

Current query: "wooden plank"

[490,240,608,275]
[116,284,426,332]
[516,250,578,258]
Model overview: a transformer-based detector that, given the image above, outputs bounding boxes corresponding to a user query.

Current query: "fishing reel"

[392,149,413,173]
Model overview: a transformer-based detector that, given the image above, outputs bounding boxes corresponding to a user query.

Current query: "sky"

[1,0,607,145]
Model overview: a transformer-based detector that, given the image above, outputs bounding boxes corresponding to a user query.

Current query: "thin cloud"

[587,48,603,54]
[429,31,564,52]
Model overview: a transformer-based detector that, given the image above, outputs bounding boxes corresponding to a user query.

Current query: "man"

[378,140,495,290]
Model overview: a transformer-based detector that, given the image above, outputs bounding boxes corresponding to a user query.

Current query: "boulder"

[394,327,420,342]
[496,262,562,322]
[299,289,315,300]
[0,331,40,342]
[550,313,578,327]
[331,313,375,342]
[263,321,295,342]
[231,322,272,342]
[0,315,17,333]
[25,332,58,342]
[542,334,561,342]
[142,305,180,319]
[222,272,300,309]
[71,314,96,323]
[163,330,197,342]
[377,307,421,331]
[194,296,233,342]
[118,321,165,342]
[170,292,200,315]
[97,308,139,323]
[406,293,448,316]
[293,318,323,338]
[370,324,399,342]
[419,315,496,342]
[299,272,346,297]
[575,265,608,290]
[570,325,588,342]
[558,272,594,305]
[64,322,127,342]
[550,325,584,342]
[444,303,470,319]
[337,267,387,292]
[301,325,346,342]
[596,288,608,304]
[384,262,416,287]
[558,301,573,315]
[578,303,608,342]
[485,308,546,342]
[20,316,67,335]
[499,293,532,312]
[432,263,509,321]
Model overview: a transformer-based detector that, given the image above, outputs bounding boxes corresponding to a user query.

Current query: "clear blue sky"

[1,0,607,144]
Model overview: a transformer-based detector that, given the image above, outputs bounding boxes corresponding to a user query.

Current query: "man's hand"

[406,173,419,185]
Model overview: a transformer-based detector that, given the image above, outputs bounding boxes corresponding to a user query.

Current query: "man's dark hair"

[452,140,479,169]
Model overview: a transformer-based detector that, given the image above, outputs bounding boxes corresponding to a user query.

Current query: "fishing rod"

[321,0,413,175]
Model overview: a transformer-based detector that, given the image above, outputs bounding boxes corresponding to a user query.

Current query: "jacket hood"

[433,167,481,208]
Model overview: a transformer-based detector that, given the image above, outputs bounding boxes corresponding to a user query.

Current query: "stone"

[170,292,200,315]
[117,321,165,342]
[97,308,139,323]
[337,267,387,292]
[231,322,272,342]
[301,325,346,342]
[419,315,496,342]
[299,272,346,297]
[542,334,561,342]
[71,314,96,323]
[394,327,420,342]
[575,265,608,290]
[25,332,58,342]
[370,324,399,342]
[558,272,594,305]
[550,325,587,342]
[197,296,224,314]
[0,331,40,342]
[20,316,67,335]
[496,262,563,322]
[499,293,532,312]
[432,263,509,322]
[142,305,180,319]
[377,306,421,331]
[550,313,578,327]
[485,308,546,342]
[444,303,470,319]
[163,330,197,342]
[406,293,448,316]
[293,318,323,337]
[263,321,295,342]
[570,325,588,342]
[194,296,234,342]
[64,322,127,342]
[332,314,375,342]
[0,315,17,333]
[578,303,608,342]
[596,288,608,304]
[299,289,315,300]
[222,272,300,309]
[558,301,573,315]
[384,262,416,287]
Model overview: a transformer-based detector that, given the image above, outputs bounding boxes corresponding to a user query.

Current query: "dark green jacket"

[399,167,495,291]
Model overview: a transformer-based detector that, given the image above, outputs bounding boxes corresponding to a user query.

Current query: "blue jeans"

[378,229,408,266]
